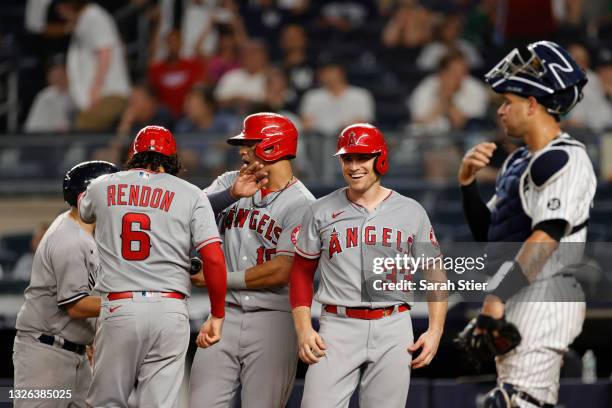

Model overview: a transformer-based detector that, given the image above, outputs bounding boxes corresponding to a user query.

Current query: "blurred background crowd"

[1,0,611,177]
[1,2,612,400]
[0,0,611,277]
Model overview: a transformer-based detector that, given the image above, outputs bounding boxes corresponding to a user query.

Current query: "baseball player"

[13,161,119,408]
[189,112,315,408]
[290,123,448,408]
[80,126,227,407]
[457,41,596,407]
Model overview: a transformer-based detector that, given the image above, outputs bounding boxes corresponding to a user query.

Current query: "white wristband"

[227,270,247,289]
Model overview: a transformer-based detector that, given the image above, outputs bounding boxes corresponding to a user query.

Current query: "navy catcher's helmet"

[63,161,119,206]
[485,41,587,116]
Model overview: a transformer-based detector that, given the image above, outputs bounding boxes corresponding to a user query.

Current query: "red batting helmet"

[132,125,177,157]
[335,123,389,175]
[227,112,298,162]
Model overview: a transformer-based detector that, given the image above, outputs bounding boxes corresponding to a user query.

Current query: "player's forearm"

[241,255,293,288]
[292,306,313,331]
[426,298,447,334]
[515,229,559,282]
[198,243,227,318]
[424,263,448,332]
[65,296,101,319]
[460,181,491,241]
[207,188,238,216]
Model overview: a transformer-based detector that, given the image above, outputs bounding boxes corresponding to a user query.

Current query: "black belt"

[38,334,86,355]
[502,383,555,408]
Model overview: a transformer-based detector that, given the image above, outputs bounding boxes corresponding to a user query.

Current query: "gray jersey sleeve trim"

[57,292,89,307]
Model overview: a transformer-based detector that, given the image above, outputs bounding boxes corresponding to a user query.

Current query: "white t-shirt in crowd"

[67,4,131,110]
[566,69,612,131]
[214,69,266,103]
[24,86,73,132]
[408,74,489,132]
[299,86,375,136]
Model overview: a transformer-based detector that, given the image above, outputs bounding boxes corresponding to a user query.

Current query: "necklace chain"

[250,175,294,209]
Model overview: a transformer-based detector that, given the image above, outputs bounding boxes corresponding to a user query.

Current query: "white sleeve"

[526,148,596,231]
[78,185,96,224]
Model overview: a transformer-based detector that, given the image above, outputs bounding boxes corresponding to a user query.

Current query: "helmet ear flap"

[375,152,389,175]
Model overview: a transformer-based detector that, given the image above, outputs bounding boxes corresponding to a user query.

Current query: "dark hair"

[54,0,89,10]
[125,152,182,176]
[438,50,466,72]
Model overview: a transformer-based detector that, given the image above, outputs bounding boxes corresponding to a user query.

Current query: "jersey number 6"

[121,212,151,261]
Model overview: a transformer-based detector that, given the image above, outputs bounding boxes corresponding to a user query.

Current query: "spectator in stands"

[24,58,73,133]
[148,29,207,119]
[252,67,300,115]
[382,0,434,49]
[564,43,612,131]
[241,0,289,55]
[174,85,235,133]
[278,24,315,99]
[11,223,49,281]
[300,60,375,137]
[116,82,174,137]
[55,0,131,132]
[214,40,270,112]
[408,51,489,133]
[597,48,612,102]
[207,29,243,84]
[315,0,378,33]
[416,14,483,71]
[170,0,247,60]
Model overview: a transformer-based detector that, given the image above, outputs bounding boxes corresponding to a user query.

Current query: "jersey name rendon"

[328,226,414,258]
[222,207,282,244]
[106,184,175,212]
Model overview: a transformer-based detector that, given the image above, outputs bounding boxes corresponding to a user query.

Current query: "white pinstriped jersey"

[79,169,221,296]
[205,171,315,312]
[487,133,596,280]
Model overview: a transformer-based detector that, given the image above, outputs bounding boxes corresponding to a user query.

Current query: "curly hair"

[125,152,182,176]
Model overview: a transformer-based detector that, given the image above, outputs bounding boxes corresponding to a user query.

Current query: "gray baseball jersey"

[204,171,315,311]
[79,168,221,295]
[190,172,314,408]
[15,211,97,344]
[295,188,441,307]
[296,187,439,408]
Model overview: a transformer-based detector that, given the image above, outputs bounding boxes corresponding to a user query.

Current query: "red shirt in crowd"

[148,57,207,117]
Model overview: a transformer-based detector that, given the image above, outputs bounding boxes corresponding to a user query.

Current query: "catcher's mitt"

[453,314,521,371]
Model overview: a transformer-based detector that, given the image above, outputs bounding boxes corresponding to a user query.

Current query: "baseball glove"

[453,314,521,371]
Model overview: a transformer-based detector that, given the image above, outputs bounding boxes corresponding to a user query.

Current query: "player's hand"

[458,142,497,186]
[190,270,206,287]
[230,162,269,199]
[297,327,327,365]
[196,316,224,348]
[408,328,443,369]
[86,344,95,367]
[481,295,505,319]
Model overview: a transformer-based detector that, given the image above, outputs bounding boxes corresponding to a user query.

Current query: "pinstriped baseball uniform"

[79,168,221,408]
[190,171,315,408]
[295,188,440,408]
[488,134,596,406]
[13,212,98,408]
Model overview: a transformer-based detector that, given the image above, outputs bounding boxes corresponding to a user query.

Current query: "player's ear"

[526,96,540,116]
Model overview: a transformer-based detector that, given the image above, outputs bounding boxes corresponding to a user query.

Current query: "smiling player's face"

[340,153,380,194]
